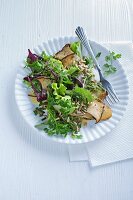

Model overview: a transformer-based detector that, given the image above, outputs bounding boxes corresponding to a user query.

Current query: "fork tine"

[108,85,119,102]
[105,98,111,106]
[107,87,117,103]
[107,94,114,104]
[107,88,118,103]
[109,87,120,102]
[105,96,112,106]
[107,88,116,104]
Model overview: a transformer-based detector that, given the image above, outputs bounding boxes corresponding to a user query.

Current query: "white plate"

[15,36,129,144]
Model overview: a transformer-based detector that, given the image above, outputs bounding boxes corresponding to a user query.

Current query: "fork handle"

[75,26,103,76]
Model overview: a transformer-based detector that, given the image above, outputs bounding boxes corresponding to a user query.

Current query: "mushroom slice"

[100,104,112,121]
[81,113,94,126]
[98,90,108,101]
[54,44,73,60]
[81,118,89,126]
[61,53,80,68]
[71,112,85,117]
[36,77,51,90]
[28,91,38,105]
[93,90,108,101]
[86,100,112,123]
[83,113,94,120]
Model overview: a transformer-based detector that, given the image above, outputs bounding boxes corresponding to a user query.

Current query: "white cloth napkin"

[68,42,133,167]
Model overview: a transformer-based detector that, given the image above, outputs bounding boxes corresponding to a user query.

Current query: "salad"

[23,41,121,139]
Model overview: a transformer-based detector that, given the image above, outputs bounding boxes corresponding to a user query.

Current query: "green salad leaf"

[70,41,82,57]
[67,65,79,75]
[32,79,42,92]
[49,58,63,73]
[71,133,83,139]
[41,51,51,61]
[55,98,75,115]
[23,79,31,88]
[26,60,43,73]
[43,95,76,137]
[72,86,94,104]
[52,83,67,98]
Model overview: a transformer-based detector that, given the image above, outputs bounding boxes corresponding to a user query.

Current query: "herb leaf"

[95,52,101,59]
[84,56,94,68]
[103,51,121,76]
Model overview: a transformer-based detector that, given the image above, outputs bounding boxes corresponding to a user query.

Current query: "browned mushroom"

[54,44,74,60]
[93,90,108,101]
[86,100,112,123]
[36,77,51,90]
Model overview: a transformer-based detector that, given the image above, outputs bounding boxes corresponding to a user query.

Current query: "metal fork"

[75,26,119,105]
